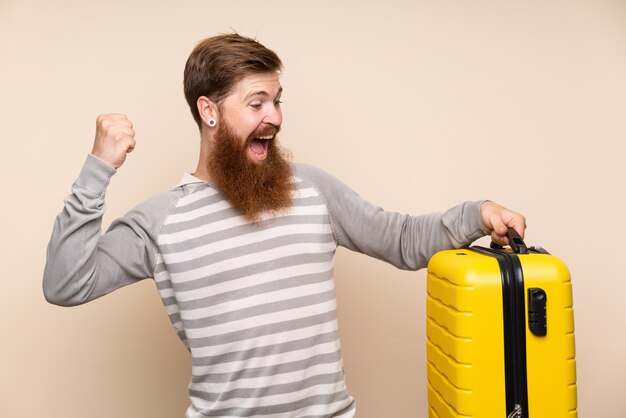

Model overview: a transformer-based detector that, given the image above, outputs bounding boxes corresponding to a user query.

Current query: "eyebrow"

[245,86,283,101]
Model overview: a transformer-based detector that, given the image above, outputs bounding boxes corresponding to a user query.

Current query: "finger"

[115,126,135,138]
[96,114,127,128]
[96,114,133,131]
[492,231,508,246]
[98,121,135,142]
[106,120,134,133]
[504,214,527,239]
[100,113,129,121]
[125,137,136,153]
[490,214,509,237]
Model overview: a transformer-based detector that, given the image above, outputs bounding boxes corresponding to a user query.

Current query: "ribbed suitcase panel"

[521,255,578,417]
[426,249,506,417]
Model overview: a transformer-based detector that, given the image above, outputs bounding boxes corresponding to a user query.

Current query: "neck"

[192,131,213,182]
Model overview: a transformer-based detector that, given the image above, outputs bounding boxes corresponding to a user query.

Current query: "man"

[44,34,526,417]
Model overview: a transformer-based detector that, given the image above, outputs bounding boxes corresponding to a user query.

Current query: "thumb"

[490,217,509,245]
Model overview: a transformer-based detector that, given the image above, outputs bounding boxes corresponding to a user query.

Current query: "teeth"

[257,135,273,140]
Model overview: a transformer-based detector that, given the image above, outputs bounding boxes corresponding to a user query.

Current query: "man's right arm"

[43,155,146,305]
[43,114,157,306]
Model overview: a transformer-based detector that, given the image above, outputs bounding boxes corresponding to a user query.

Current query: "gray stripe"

[161,295,176,306]
[192,329,340,367]
[162,205,240,235]
[158,213,331,256]
[155,277,173,290]
[190,391,350,417]
[167,251,335,294]
[288,195,329,207]
[168,312,181,324]
[191,371,344,402]
[162,232,334,274]
[176,329,188,343]
[171,270,332,311]
[191,350,342,384]
[187,310,336,349]
[172,190,224,215]
[183,289,336,330]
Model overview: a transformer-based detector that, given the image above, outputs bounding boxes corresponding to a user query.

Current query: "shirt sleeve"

[42,154,177,306]
[294,163,488,271]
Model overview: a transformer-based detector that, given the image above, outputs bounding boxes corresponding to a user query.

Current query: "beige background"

[1,0,625,416]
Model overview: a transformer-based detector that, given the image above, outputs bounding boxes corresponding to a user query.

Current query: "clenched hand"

[480,201,527,246]
[90,113,136,169]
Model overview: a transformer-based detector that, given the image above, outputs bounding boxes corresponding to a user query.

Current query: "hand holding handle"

[490,227,528,254]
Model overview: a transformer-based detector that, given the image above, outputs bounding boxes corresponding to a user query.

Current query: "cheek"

[222,117,246,138]
[241,118,266,138]
[221,108,265,139]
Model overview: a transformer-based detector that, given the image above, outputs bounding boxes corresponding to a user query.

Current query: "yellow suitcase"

[426,229,577,418]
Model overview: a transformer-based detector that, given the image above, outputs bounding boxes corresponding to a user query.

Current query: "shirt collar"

[173,172,208,189]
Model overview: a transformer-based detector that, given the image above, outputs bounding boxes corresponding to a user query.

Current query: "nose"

[264,104,282,127]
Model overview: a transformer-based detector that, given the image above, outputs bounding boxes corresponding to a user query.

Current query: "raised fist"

[91,113,136,169]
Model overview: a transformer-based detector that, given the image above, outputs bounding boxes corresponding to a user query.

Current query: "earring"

[208,119,216,127]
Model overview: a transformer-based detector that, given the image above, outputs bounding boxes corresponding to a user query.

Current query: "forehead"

[229,72,282,100]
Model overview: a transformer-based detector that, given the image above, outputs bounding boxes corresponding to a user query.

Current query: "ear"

[197,96,219,128]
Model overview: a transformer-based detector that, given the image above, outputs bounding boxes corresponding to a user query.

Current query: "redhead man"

[44,34,526,417]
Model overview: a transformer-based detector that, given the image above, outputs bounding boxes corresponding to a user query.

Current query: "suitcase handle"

[490,227,528,254]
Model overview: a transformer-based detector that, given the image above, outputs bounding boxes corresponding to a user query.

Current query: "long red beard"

[207,122,294,222]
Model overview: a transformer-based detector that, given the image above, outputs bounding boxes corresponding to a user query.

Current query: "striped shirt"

[43,155,486,417]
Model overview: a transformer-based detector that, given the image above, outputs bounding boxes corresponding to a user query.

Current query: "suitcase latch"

[528,288,547,336]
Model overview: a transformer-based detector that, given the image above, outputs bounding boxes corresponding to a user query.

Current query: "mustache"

[250,124,281,140]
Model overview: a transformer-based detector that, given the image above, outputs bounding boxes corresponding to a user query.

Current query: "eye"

[250,101,262,110]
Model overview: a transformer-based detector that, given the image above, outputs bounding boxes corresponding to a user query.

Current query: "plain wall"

[1,0,625,416]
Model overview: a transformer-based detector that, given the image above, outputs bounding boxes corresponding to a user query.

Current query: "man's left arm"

[295,164,525,270]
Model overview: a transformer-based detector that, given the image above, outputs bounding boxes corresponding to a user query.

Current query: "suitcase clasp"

[528,287,548,336]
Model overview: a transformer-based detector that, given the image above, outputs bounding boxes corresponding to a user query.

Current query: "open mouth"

[247,125,279,163]
[248,135,272,162]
